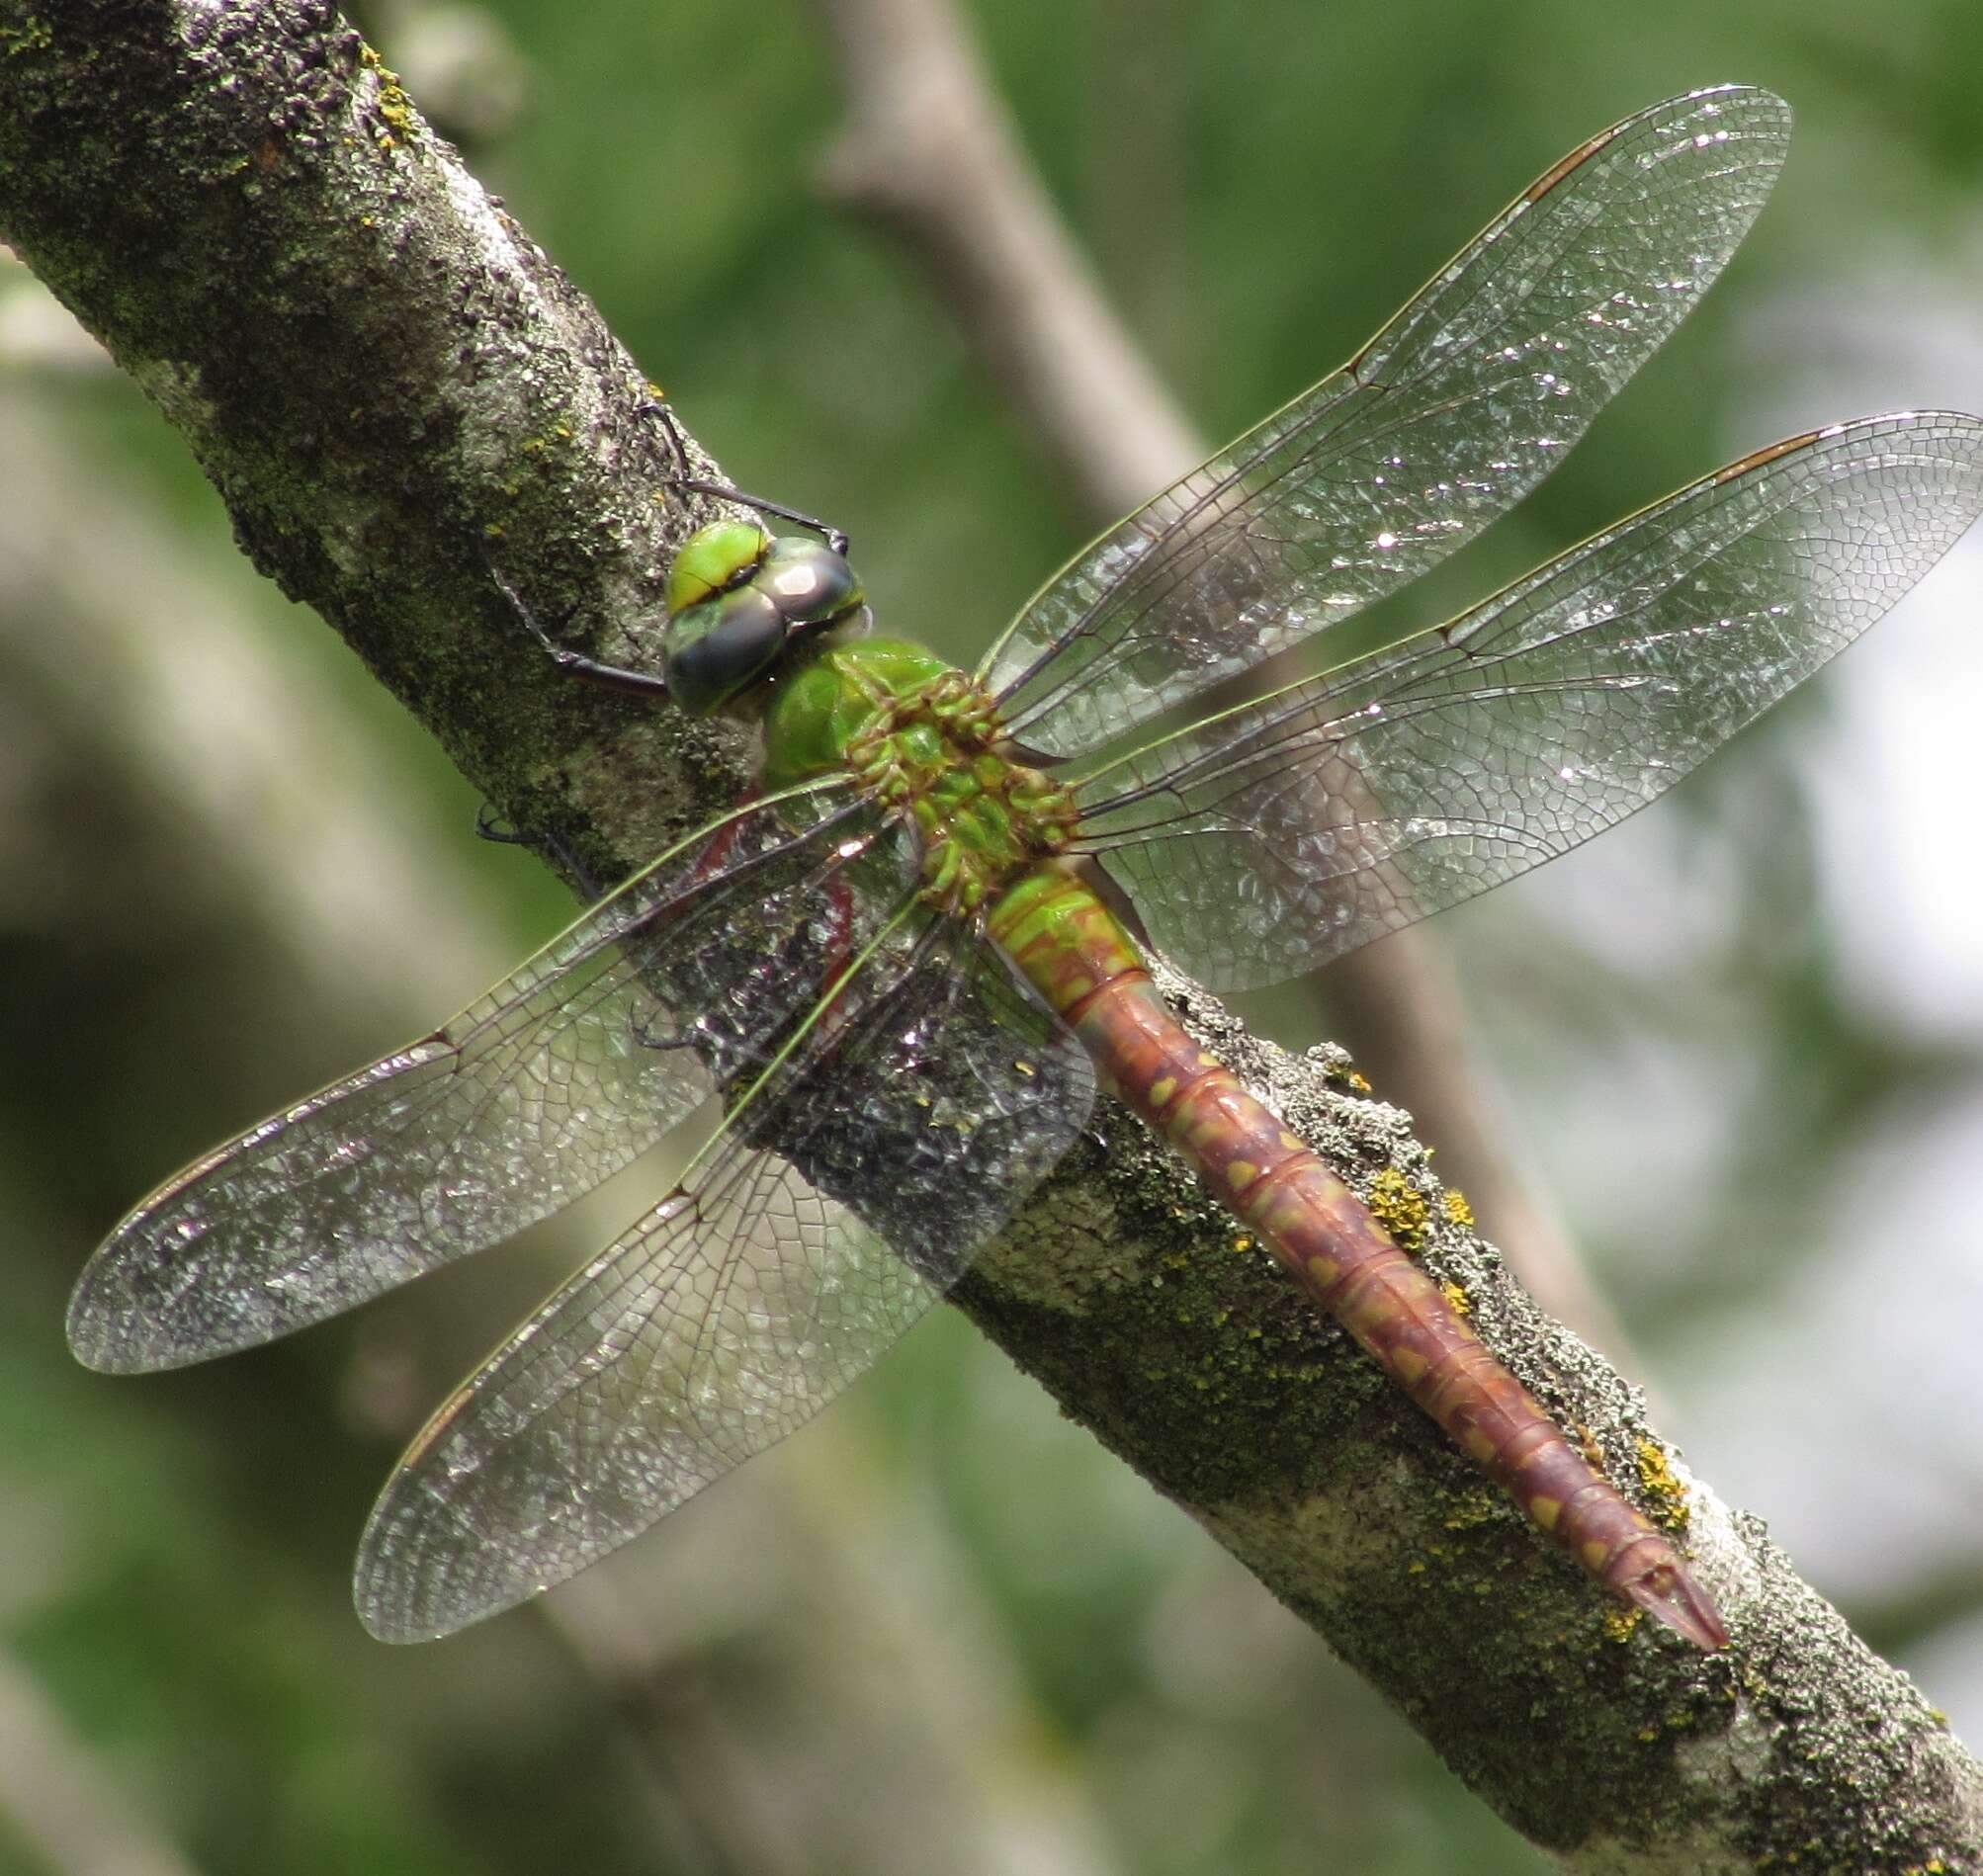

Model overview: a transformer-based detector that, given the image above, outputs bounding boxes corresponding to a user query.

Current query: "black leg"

[635,401,850,556]
[473,803,609,897]
[486,558,672,700]
[474,803,531,845]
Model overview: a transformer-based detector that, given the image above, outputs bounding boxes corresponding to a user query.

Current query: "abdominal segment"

[989,866,1726,1651]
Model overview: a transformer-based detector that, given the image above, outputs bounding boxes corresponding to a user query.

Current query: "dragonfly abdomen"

[989,864,1727,1651]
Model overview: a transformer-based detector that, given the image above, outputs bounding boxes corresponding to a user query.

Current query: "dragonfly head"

[663,520,866,714]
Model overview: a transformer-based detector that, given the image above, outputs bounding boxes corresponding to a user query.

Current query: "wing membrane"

[67,784,906,1371]
[353,913,1095,1642]
[1075,411,1983,990]
[980,85,1792,759]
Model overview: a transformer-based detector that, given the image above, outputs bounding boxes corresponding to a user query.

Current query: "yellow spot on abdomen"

[1530,1495,1562,1531]
[1391,1347,1428,1385]
[1227,1160,1258,1190]
[1149,1076,1177,1107]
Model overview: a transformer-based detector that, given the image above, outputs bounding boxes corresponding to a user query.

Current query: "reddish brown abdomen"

[989,865,1725,1651]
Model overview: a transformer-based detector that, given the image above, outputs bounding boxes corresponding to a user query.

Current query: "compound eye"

[759,536,864,627]
[662,585,786,714]
[665,520,773,616]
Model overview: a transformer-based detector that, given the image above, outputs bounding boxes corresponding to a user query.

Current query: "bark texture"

[3,4,1978,1865]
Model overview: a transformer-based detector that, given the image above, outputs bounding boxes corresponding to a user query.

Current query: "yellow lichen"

[1441,1188,1476,1231]
[1441,1492,1500,1531]
[1439,1278,1472,1318]
[1365,1168,1429,1251]
[1603,1604,1643,1645]
[1321,1052,1373,1093]
[360,43,419,144]
[1634,1439,1692,1533]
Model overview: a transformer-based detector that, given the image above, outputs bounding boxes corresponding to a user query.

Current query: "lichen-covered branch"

[0,0,748,886]
[3,3,1977,1865]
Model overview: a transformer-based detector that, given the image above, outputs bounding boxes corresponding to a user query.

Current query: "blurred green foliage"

[6,2,1983,1871]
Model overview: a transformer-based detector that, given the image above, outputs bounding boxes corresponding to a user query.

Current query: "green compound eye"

[665,520,773,617]
[660,523,868,713]
[662,584,786,715]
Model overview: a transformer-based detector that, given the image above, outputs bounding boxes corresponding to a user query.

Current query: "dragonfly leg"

[818,865,858,990]
[474,803,530,846]
[484,557,673,700]
[474,803,609,898]
[636,400,851,556]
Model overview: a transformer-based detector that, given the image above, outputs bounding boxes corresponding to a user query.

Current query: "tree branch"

[4,3,1976,1864]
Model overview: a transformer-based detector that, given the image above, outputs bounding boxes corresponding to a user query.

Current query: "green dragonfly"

[67,85,1983,1650]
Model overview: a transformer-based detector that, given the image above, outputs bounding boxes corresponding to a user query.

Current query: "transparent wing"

[353,912,1095,1642]
[1074,411,1983,990]
[980,85,1791,760]
[67,783,907,1371]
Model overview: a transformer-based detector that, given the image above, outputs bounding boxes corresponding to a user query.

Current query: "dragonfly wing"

[1076,411,1983,990]
[353,912,1095,1642]
[981,85,1791,760]
[68,785,901,1371]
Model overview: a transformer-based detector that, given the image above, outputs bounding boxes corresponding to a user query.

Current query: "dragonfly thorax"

[761,640,1078,915]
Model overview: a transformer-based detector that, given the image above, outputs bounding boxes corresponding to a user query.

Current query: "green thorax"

[762,639,1078,913]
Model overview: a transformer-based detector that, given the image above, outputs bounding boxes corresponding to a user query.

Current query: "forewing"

[68,786,901,1371]
[1076,412,1983,990]
[353,914,1095,1642]
[981,85,1791,759]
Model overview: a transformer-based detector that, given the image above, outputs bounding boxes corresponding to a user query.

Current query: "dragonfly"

[67,85,1983,1652]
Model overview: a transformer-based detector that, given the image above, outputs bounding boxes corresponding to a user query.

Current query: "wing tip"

[1668,82,1791,138]
[65,1260,156,1375]
[352,1533,534,1647]
[353,1598,447,1647]
[65,1315,131,1376]
[1525,84,1793,208]
[1685,79,1789,114]
[64,1237,272,1374]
